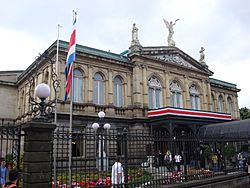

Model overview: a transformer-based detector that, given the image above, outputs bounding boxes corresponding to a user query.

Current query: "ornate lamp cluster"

[28,51,59,120]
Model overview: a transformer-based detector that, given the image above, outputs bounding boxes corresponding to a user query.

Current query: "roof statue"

[199,47,207,66]
[129,23,142,55]
[130,23,141,47]
[163,18,179,46]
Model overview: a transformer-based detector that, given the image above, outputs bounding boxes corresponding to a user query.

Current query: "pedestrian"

[174,152,182,172]
[212,153,218,172]
[0,159,7,187]
[1,169,19,188]
[164,150,172,171]
[111,157,124,187]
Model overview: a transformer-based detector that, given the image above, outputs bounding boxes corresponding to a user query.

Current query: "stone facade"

[0,71,22,120]
[0,40,240,125]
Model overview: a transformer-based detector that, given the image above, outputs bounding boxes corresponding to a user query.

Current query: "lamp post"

[29,83,55,120]
[92,111,111,171]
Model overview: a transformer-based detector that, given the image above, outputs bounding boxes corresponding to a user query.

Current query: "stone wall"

[0,85,18,119]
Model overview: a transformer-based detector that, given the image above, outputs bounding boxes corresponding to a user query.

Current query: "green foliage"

[5,153,14,164]
[223,144,236,158]
[239,107,250,120]
[128,167,151,183]
[203,145,212,158]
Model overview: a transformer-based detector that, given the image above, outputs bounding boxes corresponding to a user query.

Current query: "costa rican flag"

[65,12,77,101]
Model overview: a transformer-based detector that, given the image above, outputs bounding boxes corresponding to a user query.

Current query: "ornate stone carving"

[148,77,161,88]
[163,18,179,46]
[189,84,199,95]
[170,81,182,92]
[199,47,207,66]
[130,23,141,48]
[154,54,197,69]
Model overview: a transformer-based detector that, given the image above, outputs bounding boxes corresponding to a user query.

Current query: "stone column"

[132,63,142,107]
[207,81,212,111]
[201,80,208,110]
[108,70,113,105]
[184,76,190,109]
[165,72,170,106]
[22,121,56,188]
[142,65,148,108]
[87,66,93,103]
[234,95,240,118]
[126,73,132,106]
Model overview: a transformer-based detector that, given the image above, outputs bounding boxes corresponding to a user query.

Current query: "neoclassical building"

[0,24,240,155]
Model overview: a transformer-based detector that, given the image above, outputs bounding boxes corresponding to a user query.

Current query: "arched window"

[148,76,162,109]
[114,76,124,107]
[227,97,233,115]
[73,69,84,102]
[93,72,105,105]
[189,84,200,110]
[218,95,224,112]
[170,81,183,108]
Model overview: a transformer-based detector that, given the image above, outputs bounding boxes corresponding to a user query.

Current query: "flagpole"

[53,23,62,188]
[69,10,76,188]
[55,23,62,125]
[69,63,73,188]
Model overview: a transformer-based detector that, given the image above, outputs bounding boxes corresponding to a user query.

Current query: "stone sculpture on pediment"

[154,54,196,69]
[130,23,141,47]
[163,18,179,46]
[199,47,206,66]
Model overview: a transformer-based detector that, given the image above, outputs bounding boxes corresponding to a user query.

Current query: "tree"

[239,107,250,120]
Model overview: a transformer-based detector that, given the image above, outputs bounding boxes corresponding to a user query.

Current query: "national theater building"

[0,23,240,149]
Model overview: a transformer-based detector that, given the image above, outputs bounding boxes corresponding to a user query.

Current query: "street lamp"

[29,83,55,120]
[28,51,59,121]
[92,111,111,171]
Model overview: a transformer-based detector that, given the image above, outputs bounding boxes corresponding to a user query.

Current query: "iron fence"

[0,119,22,187]
[52,125,249,188]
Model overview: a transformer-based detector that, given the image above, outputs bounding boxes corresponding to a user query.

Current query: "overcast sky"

[0,0,249,108]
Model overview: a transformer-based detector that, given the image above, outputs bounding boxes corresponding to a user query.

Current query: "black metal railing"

[52,124,249,188]
[0,119,23,187]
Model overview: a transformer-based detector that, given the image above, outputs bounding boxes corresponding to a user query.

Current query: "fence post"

[181,131,187,181]
[22,121,56,188]
[123,128,128,188]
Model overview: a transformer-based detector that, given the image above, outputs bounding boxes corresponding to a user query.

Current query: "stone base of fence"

[22,121,56,188]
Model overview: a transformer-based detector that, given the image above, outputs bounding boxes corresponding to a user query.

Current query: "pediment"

[152,54,198,70]
[138,46,213,75]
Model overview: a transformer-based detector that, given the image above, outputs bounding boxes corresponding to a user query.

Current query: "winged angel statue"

[163,18,179,46]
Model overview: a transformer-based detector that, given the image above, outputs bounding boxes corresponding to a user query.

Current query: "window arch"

[218,95,224,112]
[170,81,183,108]
[114,76,124,107]
[148,76,162,109]
[227,97,233,115]
[189,84,200,110]
[73,69,84,102]
[93,72,105,105]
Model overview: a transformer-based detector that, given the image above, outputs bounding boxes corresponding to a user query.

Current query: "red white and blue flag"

[65,11,77,100]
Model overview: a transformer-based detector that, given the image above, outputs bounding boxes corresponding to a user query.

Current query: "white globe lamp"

[35,83,51,100]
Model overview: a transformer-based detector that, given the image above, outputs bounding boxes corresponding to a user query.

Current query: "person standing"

[0,159,7,187]
[2,169,19,188]
[174,152,182,172]
[164,150,172,171]
[111,157,124,187]
[212,153,218,172]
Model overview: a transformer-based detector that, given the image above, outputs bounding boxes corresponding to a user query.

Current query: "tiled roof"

[210,78,238,89]
[60,41,130,63]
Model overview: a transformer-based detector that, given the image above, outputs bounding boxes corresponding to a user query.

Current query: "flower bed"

[164,169,214,184]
